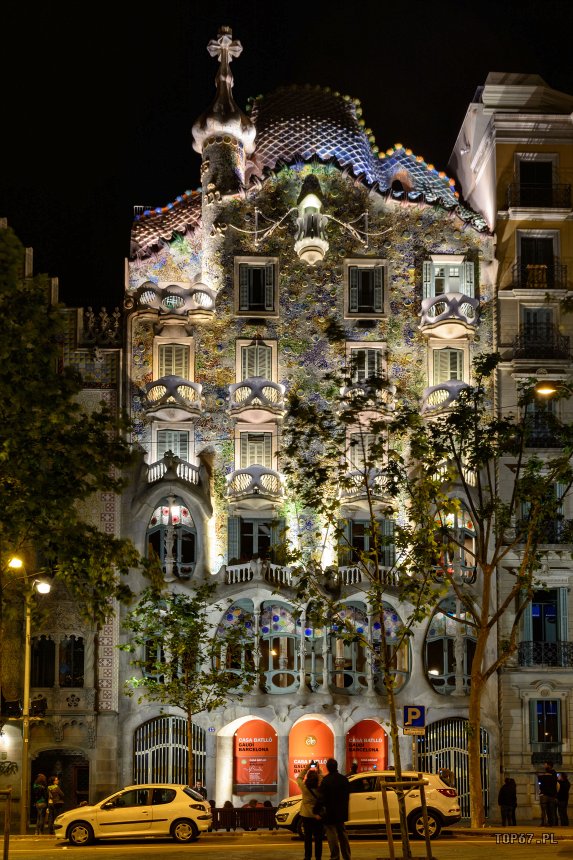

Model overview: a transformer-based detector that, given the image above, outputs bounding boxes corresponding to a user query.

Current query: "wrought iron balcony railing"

[511,257,568,290]
[507,182,571,209]
[531,742,563,765]
[518,640,573,667]
[515,519,573,545]
[524,417,564,448]
[512,324,570,360]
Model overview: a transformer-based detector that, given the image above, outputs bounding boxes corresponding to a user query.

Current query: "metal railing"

[507,182,571,209]
[512,324,570,360]
[518,640,573,667]
[511,257,568,290]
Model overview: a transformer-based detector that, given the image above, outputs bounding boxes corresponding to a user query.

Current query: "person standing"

[317,758,351,860]
[557,772,570,826]
[47,775,65,834]
[193,780,207,799]
[32,773,49,834]
[538,761,558,826]
[497,777,517,826]
[297,762,324,860]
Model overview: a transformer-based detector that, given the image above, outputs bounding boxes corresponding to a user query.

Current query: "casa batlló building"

[6,31,573,826]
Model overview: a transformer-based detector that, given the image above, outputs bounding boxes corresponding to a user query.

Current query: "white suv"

[275,770,460,839]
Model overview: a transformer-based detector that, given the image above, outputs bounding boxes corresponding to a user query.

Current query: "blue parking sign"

[403,705,425,728]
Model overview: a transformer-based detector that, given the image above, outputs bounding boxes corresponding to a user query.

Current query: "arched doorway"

[33,749,89,810]
[416,717,489,818]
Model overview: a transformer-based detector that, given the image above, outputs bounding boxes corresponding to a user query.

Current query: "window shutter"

[240,434,248,468]
[159,344,189,377]
[239,264,250,310]
[380,518,396,567]
[349,267,359,312]
[373,267,384,312]
[523,603,532,642]
[462,262,475,297]
[368,349,382,379]
[264,433,272,468]
[338,520,352,566]
[264,263,275,311]
[258,344,272,378]
[228,516,240,563]
[434,349,462,384]
[558,587,568,642]
[423,261,433,298]
[529,700,539,742]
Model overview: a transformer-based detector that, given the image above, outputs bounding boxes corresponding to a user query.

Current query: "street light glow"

[8,557,23,569]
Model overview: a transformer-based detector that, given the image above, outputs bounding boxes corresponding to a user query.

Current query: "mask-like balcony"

[420,293,479,339]
[432,562,477,585]
[340,380,396,415]
[144,376,202,421]
[129,281,216,320]
[339,468,390,505]
[146,451,201,488]
[421,380,469,415]
[512,324,570,361]
[228,377,286,423]
[227,465,284,502]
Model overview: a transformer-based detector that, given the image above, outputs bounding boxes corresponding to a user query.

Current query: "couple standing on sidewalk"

[297,758,351,860]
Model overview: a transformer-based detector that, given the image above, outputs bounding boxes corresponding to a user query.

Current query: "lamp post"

[7,557,51,834]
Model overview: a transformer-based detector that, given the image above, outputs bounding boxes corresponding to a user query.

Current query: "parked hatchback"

[53,784,212,845]
[275,770,460,839]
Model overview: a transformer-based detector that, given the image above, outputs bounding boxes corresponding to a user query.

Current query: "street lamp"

[8,557,51,834]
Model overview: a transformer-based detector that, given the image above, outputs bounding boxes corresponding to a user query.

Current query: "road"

[3,830,573,860]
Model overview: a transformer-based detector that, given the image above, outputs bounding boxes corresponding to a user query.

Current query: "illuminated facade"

[13,40,573,827]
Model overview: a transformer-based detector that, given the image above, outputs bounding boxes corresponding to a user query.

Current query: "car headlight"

[278,799,300,809]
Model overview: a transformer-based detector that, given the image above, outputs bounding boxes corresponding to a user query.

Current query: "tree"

[122,582,257,786]
[0,225,142,707]
[282,360,449,858]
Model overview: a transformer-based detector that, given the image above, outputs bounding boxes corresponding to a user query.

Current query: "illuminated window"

[239,432,273,468]
[423,258,475,298]
[241,340,273,379]
[147,498,196,580]
[345,262,385,317]
[234,258,278,316]
[425,598,476,695]
[158,343,190,378]
[433,347,463,384]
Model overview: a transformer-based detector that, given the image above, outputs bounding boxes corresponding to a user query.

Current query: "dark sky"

[3,1,573,309]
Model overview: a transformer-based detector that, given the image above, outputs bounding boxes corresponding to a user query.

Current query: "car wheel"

[67,821,95,846]
[408,810,442,840]
[171,818,199,843]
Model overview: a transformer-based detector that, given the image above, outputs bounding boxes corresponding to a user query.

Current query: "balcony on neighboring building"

[525,416,564,448]
[518,640,573,668]
[421,380,469,415]
[531,742,563,766]
[512,324,570,361]
[515,519,573,545]
[228,377,286,423]
[511,258,568,290]
[226,464,284,502]
[419,293,479,339]
[507,182,571,210]
[144,376,203,421]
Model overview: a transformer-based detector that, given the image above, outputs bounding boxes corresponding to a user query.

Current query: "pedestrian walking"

[297,762,324,860]
[557,772,570,826]
[497,777,517,826]
[315,758,351,860]
[47,775,65,834]
[32,773,49,834]
[538,761,558,826]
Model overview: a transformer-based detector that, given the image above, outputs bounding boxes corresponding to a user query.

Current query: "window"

[524,394,558,447]
[59,635,84,687]
[260,603,298,692]
[215,601,255,676]
[157,429,190,461]
[344,261,386,317]
[518,159,555,207]
[235,258,278,316]
[330,604,369,692]
[240,432,273,468]
[433,348,463,384]
[348,432,377,470]
[518,483,567,544]
[339,519,395,568]
[425,598,476,695]
[147,498,197,580]
[227,517,284,563]
[519,234,558,288]
[241,340,273,379]
[31,636,55,687]
[521,588,567,666]
[530,699,561,743]
[423,258,475,298]
[158,343,190,378]
[348,347,384,382]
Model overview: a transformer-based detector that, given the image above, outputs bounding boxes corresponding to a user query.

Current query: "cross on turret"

[207,26,243,93]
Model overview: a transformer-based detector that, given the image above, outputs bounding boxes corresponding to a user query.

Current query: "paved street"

[3,827,573,860]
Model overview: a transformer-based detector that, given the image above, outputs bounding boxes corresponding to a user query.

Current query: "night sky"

[3,1,573,310]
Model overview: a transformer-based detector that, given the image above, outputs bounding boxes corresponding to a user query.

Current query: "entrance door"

[33,750,90,812]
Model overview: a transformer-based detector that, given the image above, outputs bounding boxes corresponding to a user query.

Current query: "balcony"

[144,376,203,420]
[518,640,573,667]
[146,451,201,487]
[511,257,568,290]
[531,742,563,766]
[228,377,286,423]
[421,380,469,415]
[340,380,396,415]
[338,564,399,588]
[224,560,292,587]
[130,281,216,320]
[339,469,388,505]
[432,563,477,585]
[226,465,284,503]
[525,417,564,448]
[512,324,570,361]
[515,519,573,545]
[420,293,479,339]
[507,182,571,209]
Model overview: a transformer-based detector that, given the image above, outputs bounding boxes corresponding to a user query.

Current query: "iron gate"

[133,715,206,785]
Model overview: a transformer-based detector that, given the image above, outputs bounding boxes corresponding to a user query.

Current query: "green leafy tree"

[0,225,142,708]
[122,582,257,786]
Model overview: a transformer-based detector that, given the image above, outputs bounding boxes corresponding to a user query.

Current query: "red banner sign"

[288,720,334,795]
[234,719,278,793]
[346,719,387,772]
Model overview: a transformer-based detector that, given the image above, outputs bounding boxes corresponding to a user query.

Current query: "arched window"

[372,604,410,694]
[425,597,476,695]
[147,497,197,580]
[435,505,476,584]
[329,604,369,693]
[299,604,325,692]
[260,603,298,693]
[216,601,256,676]
[31,635,55,687]
[59,635,84,687]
